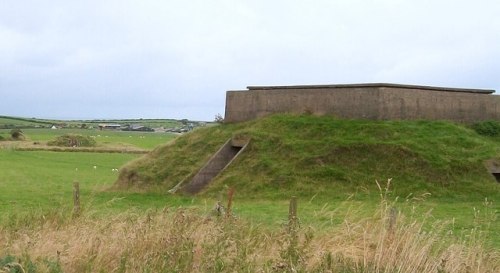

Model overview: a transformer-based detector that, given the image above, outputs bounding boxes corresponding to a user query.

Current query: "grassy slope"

[115,114,500,200]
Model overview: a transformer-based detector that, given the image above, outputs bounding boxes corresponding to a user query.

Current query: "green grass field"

[1,148,496,247]
[0,150,137,209]
[0,116,499,272]
[1,116,498,247]
[0,126,180,213]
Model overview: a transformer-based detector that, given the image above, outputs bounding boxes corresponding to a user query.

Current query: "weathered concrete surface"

[183,138,249,194]
[224,83,499,123]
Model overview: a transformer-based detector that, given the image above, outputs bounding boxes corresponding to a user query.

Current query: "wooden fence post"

[388,207,398,234]
[73,181,80,217]
[226,187,235,218]
[288,196,298,231]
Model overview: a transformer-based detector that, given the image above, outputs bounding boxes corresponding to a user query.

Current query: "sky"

[1,0,499,121]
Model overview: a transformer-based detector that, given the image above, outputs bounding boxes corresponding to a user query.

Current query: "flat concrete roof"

[246,83,495,94]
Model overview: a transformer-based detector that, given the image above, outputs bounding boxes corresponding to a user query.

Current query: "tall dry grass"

[0,196,498,273]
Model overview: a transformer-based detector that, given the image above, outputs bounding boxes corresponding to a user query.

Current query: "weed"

[472,120,500,137]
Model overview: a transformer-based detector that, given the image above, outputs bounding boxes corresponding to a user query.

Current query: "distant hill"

[114,114,500,199]
[0,116,55,128]
[0,115,185,130]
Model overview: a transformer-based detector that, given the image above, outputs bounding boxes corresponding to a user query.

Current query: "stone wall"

[224,83,499,123]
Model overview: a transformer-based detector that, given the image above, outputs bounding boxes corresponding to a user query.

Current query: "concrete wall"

[224,84,500,123]
[182,138,248,194]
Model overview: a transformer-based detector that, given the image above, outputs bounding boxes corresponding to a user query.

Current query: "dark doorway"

[492,173,500,183]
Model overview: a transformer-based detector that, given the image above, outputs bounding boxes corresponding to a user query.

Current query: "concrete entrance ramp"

[181,137,249,194]
[485,159,500,182]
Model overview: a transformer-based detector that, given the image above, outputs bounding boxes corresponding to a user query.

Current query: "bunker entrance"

[176,137,250,194]
[492,173,500,183]
[485,159,500,183]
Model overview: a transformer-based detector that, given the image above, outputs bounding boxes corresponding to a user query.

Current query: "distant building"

[121,124,154,132]
[98,124,121,130]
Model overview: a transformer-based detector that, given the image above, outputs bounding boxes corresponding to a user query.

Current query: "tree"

[214,113,224,123]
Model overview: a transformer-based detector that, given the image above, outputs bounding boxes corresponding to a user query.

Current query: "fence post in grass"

[288,196,298,232]
[214,191,225,216]
[73,181,81,217]
[388,207,398,234]
[226,187,235,218]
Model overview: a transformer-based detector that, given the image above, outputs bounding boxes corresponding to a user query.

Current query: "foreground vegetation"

[1,187,498,273]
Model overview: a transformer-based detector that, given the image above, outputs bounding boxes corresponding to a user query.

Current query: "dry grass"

[1,197,498,273]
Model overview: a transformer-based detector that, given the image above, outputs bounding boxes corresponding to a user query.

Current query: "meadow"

[0,121,499,272]
[0,128,181,212]
[0,128,177,150]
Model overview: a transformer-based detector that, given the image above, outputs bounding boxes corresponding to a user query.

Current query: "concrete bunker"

[224,83,499,123]
[179,136,250,194]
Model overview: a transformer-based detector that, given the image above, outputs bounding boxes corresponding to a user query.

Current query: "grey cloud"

[1,0,499,120]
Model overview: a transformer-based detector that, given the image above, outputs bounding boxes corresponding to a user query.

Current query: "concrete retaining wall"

[182,138,249,194]
[224,83,499,123]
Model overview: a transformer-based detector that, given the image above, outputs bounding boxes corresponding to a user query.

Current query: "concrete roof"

[246,83,495,94]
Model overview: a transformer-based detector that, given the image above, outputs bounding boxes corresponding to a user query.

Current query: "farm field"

[0,128,177,150]
[0,127,181,213]
[0,116,499,272]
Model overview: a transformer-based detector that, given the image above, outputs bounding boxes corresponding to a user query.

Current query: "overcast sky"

[1,0,499,121]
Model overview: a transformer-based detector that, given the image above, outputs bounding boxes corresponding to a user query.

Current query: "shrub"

[47,134,96,147]
[471,120,500,137]
[9,128,24,140]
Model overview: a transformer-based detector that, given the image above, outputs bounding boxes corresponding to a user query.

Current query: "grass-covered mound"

[47,134,96,147]
[114,114,500,198]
